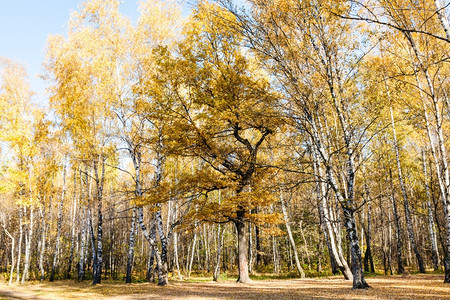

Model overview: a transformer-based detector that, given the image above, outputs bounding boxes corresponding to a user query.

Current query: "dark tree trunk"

[255,223,261,266]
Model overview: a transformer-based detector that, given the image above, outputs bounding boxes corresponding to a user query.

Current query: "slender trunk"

[280,190,305,278]
[213,191,223,281]
[213,223,224,281]
[272,235,280,274]
[255,222,261,266]
[173,230,182,280]
[78,206,87,281]
[89,207,98,281]
[390,106,425,273]
[389,168,405,274]
[299,220,311,270]
[248,223,253,273]
[147,218,157,282]
[125,207,137,283]
[92,159,104,285]
[422,150,440,270]
[363,188,375,273]
[188,231,197,278]
[21,207,33,283]
[16,207,23,283]
[39,204,46,281]
[50,165,66,282]
[67,171,78,279]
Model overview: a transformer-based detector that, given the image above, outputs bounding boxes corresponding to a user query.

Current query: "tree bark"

[363,187,375,273]
[422,150,440,270]
[389,168,405,274]
[434,0,450,40]
[137,206,167,285]
[16,206,23,283]
[125,207,137,283]
[38,204,47,281]
[92,159,105,285]
[78,206,87,281]
[235,209,251,283]
[280,190,305,278]
[21,206,33,283]
[312,144,352,279]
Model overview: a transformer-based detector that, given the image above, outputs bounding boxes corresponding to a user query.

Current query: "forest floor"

[0,274,449,299]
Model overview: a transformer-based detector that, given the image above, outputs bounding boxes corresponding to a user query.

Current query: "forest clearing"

[0,274,449,299]
[1,0,450,298]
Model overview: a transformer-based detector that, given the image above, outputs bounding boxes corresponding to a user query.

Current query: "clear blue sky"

[0,1,156,107]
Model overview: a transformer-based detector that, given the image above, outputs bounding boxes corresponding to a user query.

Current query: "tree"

[155,2,281,283]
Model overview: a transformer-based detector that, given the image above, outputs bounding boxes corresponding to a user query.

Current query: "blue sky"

[0,1,146,107]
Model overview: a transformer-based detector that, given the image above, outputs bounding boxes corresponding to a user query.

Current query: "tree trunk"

[39,204,47,281]
[235,209,251,283]
[390,106,425,273]
[125,207,137,283]
[187,231,197,278]
[434,0,450,40]
[213,223,224,281]
[21,206,33,283]
[173,229,182,280]
[389,168,405,274]
[255,221,262,266]
[363,188,375,273]
[156,208,169,283]
[67,170,78,279]
[78,206,87,281]
[92,159,105,285]
[326,164,368,289]
[280,190,305,278]
[137,206,167,285]
[422,150,440,270]
[16,206,23,283]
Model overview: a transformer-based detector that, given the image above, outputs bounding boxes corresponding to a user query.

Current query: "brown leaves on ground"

[0,274,449,299]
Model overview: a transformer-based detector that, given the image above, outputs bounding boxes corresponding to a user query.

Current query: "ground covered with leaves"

[0,274,449,299]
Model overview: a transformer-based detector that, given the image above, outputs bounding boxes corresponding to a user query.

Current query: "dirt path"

[0,274,449,299]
